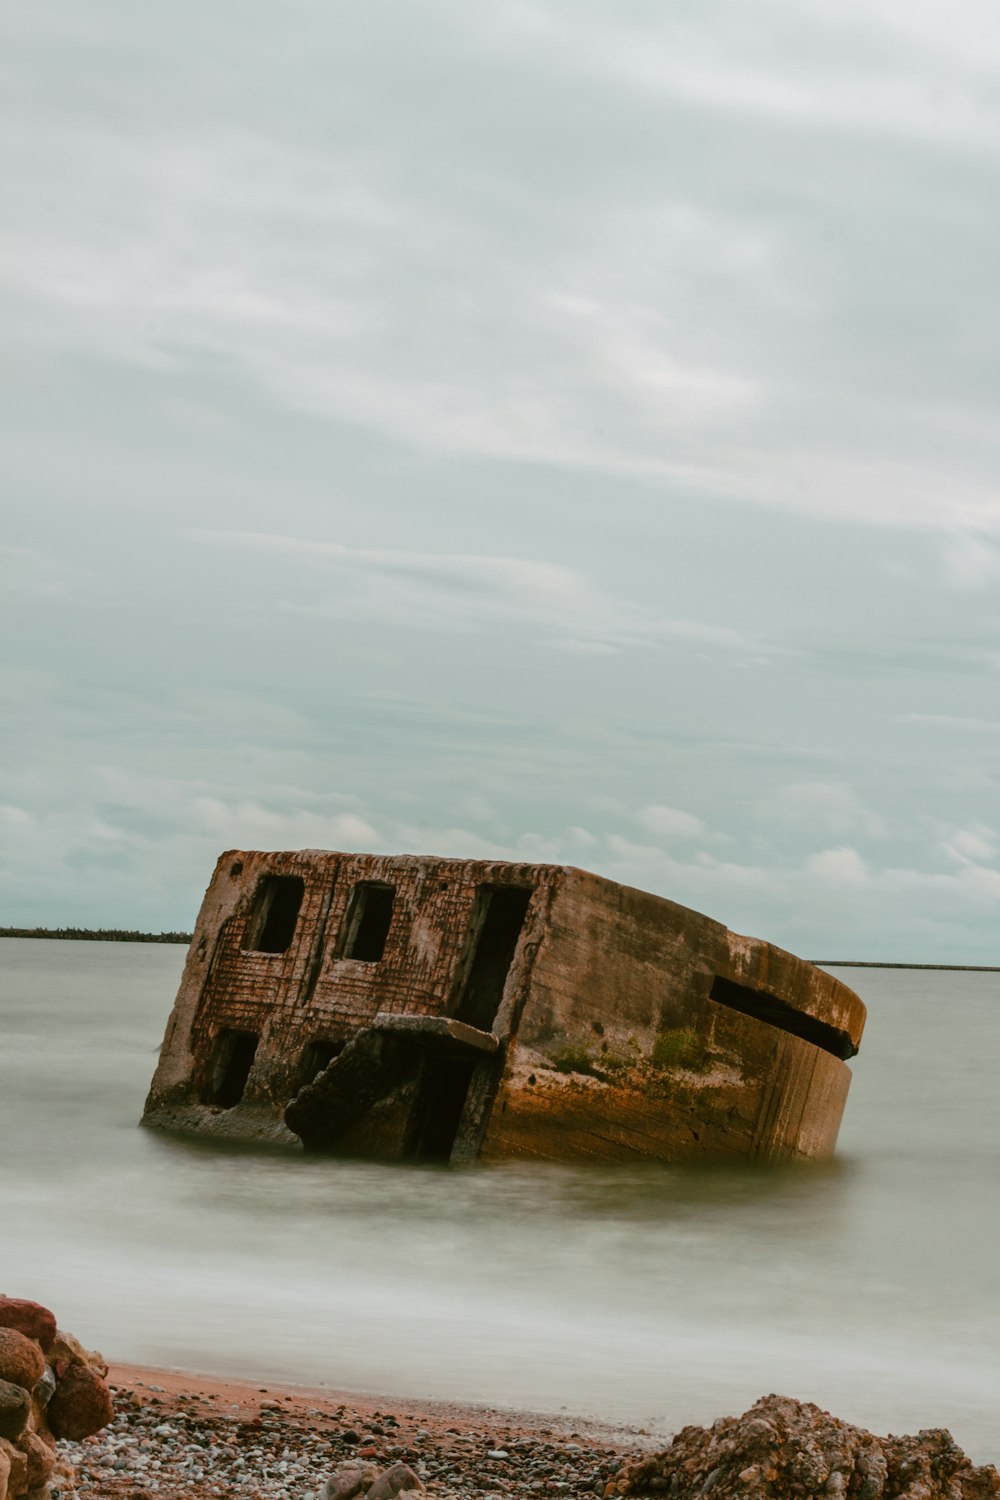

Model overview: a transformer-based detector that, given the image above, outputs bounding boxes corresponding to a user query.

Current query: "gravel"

[55,1380,648,1500]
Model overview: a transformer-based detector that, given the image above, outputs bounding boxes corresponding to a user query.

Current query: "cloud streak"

[3,2,1000,537]
[194,530,780,658]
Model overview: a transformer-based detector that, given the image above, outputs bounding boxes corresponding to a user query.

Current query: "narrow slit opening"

[709,976,857,1060]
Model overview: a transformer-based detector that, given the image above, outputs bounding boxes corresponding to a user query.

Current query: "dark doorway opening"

[409,1056,477,1162]
[202,1029,259,1108]
[343,883,395,962]
[709,976,858,1060]
[454,886,531,1031]
[246,875,305,954]
[296,1038,345,1091]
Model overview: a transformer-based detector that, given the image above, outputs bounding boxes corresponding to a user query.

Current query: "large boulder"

[0,1332,44,1394]
[620,1396,1000,1500]
[0,1438,28,1500]
[0,1301,56,1356]
[1,1441,28,1500]
[0,1385,29,1443]
[49,1328,107,1378]
[16,1429,55,1491]
[47,1359,113,1441]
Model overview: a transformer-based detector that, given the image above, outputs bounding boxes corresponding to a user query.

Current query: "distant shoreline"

[0,929,994,968]
[814,960,1000,972]
[0,927,192,944]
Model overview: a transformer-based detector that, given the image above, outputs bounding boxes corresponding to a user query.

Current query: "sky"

[3,0,999,959]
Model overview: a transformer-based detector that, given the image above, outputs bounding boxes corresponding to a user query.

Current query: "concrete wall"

[483,867,862,1162]
[142,849,553,1145]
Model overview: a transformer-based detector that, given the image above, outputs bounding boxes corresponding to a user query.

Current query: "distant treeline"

[0,927,192,944]
[814,960,1000,972]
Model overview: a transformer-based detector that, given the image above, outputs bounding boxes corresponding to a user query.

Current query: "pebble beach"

[62,1365,652,1500]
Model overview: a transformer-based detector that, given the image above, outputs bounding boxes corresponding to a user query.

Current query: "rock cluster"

[0,1296,114,1500]
[618,1396,1000,1500]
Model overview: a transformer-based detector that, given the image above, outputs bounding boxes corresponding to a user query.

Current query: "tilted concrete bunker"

[142,849,866,1164]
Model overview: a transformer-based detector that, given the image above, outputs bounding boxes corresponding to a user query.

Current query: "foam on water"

[1,940,997,1459]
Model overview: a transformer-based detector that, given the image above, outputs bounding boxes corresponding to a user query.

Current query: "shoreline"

[107,1362,660,1447]
[63,1362,659,1499]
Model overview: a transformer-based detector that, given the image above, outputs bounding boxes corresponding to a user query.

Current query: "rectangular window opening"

[343,883,395,963]
[709,976,857,1061]
[202,1029,259,1109]
[454,885,532,1032]
[245,875,305,954]
[296,1038,345,1090]
[409,1056,477,1163]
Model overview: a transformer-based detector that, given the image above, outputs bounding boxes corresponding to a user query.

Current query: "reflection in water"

[1,940,998,1460]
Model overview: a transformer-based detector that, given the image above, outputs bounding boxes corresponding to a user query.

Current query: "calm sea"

[1,939,997,1459]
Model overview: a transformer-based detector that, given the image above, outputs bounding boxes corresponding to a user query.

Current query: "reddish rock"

[620,1395,1000,1500]
[0,1436,28,1500]
[50,1328,108,1382]
[0,1330,44,1394]
[0,1383,29,1442]
[366,1461,425,1500]
[0,1299,56,1354]
[47,1362,113,1441]
[15,1429,55,1490]
[317,1462,380,1500]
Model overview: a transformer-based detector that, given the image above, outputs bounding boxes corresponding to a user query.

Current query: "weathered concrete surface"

[142,849,865,1164]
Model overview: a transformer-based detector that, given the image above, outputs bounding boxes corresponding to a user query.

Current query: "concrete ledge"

[372,1013,500,1054]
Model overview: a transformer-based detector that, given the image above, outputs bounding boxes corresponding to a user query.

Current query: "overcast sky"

[3,0,999,959]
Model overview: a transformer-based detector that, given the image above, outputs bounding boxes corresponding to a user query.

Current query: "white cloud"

[896,714,1000,734]
[4,3,1000,541]
[191,797,378,851]
[943,533,1000,588]
[456,795,496,824]
[4,0,1000,963]
[194,530,776,660]
[805,847,871,884]
[760,782,885,838]
[636,804,707,840]
[0,804,34,827]
[566,825,597,849]
[943,825,996,865]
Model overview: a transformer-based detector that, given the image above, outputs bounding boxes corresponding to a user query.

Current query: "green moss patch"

[652,1026,710,1072]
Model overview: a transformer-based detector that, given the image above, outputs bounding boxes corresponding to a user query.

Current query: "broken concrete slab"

[371,1013,499,1053]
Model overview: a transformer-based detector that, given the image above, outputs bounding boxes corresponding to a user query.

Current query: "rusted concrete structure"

[142,850,866,1164]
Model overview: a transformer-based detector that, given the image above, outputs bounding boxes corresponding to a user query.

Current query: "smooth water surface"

[1,940,998,1459]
